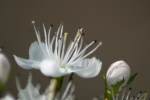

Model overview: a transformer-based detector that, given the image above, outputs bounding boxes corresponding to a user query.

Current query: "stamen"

[43,24,48,44]
[43,24,51,56]
[61,32,68,60]
[73,40,97,60]
[50,24,54,27]
[129,87,132,90]
[68,40,98,65]
[32,21,47,57]
[82,41,102,58]
[81,32,85,36]
[77,37,83,53]
[49,36,55,53]
[54,25,62,58]
[78,40,96,55]
[94,40,97,43]
[60,24,63,38]
[121,91,126,100]
[79,28,83,33]
[135,91,145,100]
[54,34,59,58]
[31,20,35,24]
[63,32,82,63]
[139,92,148,100]
[58,25,63,58]
[63,41,74,64]
[61,81,73,100]
[73,29,81,43]
[67,38,84,64]
[125,88,131,100]
[54,36,58,59]
[64,32,69,41]
[48,25,52,48]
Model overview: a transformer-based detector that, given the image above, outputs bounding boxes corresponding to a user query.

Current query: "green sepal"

[103,74,113,100]
[103,74,125,100]
[127,73,138,85]
[111,79,125,95]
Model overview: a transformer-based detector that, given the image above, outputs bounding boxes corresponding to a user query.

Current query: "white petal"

[29,41,49,61]
[0,52,10,83]
[1,94,15,100]
[71,57,102,78]
[14,55,40,70]
[39,59,66,77]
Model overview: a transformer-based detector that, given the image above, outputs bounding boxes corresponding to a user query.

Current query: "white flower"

[16,74,75,100]
[0,49,11,83]
[1,94,15,100]
[16,75,47,100]
[106,60,131,85]
[14,21,102,78]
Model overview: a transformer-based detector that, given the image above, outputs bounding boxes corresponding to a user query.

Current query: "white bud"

[0,50,11,83]
[106,60,131,86]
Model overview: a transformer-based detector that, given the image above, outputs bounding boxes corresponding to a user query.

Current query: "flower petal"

[14,55,40,69]
[29,41,49,61]
[0,52,11,83]
[71,57,102,78]
[39,60,67,77]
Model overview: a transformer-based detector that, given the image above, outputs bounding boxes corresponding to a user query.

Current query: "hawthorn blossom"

[14,21,102,78]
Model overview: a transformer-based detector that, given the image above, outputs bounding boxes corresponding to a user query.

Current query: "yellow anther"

[64,32,69,41]
[76,28,83,37]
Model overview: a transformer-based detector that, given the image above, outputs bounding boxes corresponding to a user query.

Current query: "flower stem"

[103,75,113,100]
[47,77,64,100]
[0,81,6,97]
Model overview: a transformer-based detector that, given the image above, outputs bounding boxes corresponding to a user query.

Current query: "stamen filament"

[61,32,68,63]
[68,40,97,64]
[32,21,47,57]
[81,42,102,58]
[48,26,52,45]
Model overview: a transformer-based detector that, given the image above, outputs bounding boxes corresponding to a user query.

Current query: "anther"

[139,91,143,94]
[129,87,132,90]
[79,28,83,33]
[50,24,54,27]
[31,20,35,24]
[81,32,85,36]
[94,40,97,43]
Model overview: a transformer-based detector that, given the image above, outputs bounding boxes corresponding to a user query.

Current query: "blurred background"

[0,0,150,99]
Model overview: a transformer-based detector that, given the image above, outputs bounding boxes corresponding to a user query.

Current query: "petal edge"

[14,55,40,70]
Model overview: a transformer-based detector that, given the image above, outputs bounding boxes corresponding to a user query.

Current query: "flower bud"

[0,49,11,83]
[106,60,131,86]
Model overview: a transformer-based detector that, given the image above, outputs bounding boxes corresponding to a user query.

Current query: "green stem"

[103,75,113,100]
[0,81,6,97]
[47,77,64,100]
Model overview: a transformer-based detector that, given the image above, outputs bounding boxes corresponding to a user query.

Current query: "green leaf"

[127,73,138,85]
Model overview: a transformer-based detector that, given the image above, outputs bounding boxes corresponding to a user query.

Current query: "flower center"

[40,60,63,77]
